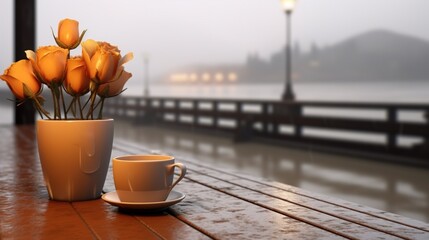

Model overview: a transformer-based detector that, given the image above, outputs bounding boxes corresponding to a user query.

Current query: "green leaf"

[22,83,35,98]
[71,29,87,49]
[51,26,68,49]
[36,95,45,106]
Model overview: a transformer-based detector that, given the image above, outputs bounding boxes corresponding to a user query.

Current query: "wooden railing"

[104,96,429,167]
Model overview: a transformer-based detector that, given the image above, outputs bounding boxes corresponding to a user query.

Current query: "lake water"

[126,81,429,103]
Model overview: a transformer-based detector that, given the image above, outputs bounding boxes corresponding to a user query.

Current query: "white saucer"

[102,190,186,211]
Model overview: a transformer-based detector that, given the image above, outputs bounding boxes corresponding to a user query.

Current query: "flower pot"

[36,119,114,201]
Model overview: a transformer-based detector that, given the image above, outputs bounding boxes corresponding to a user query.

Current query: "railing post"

[141,98,146,122]
[295,104,302,138]
[234,102,252,142]
[272,102,280,135]
[236,101,242,130]
[134,98,141,123]
[192,100,197,127]
[416,109,429,157]
[174,100,179,124]
[142,97,153,124]
[387,107,397,149]
[273,101,301,138]
[213,101,218,129]
[262,103,269,134]
[425,110,429,144]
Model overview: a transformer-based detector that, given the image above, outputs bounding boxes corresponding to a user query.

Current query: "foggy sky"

[1,0,429,85]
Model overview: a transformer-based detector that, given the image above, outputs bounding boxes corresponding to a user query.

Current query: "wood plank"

[115,139,429,239]
[264,180,429,232]
[0,127,95,239]
[176,173,404,239]
[185,167,429,240]
[136,212,212,240]
[111,145,345,239]
[72,200,161,240]
[172,180,345,239]
[0,200,96,239]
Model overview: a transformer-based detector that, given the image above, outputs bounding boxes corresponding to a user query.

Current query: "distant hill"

[300,30,429,82]
[247,29,429,83]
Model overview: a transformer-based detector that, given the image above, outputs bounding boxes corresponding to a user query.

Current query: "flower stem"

[82,94,91,110]
[86,82,99,120]
[72,97,77,118]
[95,97,105,119]
[65,97,77,117]
[32,97,51,120]
[78,96,84,119]
[59,86,67,120]
[50,86,58,119]
[55,86,61,120]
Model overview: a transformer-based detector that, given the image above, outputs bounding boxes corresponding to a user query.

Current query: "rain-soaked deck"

[114,120,429,223]
[1,123,429,239]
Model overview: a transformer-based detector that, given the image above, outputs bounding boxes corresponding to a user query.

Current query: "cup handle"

[169,163,187,190]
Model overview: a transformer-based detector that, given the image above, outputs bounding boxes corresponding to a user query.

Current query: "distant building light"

[202,73,211,81]
[215,73,224,82]
[171,71,238,83]
[189,73,198,82]
[228,73,238,81]
[170,73,189,82]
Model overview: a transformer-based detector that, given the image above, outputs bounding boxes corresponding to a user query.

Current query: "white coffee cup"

[113,155,187,202]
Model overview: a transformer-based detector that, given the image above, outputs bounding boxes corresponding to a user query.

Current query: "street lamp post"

[143,54,150,97]
[280,0,296,101]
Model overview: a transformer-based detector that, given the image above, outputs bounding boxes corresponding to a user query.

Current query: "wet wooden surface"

[1,125,429,239]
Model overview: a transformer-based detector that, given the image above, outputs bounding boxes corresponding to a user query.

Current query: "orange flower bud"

[0,60,41,100]
[82,39,133,84]
[98,69,132,98]
[58,19,79,48]
[64,57,90,96]
[26,46,69,84]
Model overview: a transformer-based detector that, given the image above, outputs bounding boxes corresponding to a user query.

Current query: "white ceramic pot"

[37,119,114,201]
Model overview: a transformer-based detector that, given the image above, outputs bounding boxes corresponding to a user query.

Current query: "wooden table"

[1,125,429,239]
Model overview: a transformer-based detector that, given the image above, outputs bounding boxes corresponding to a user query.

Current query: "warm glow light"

[189,73,197,82]
[228,73,238,82]
[202,73,211,81]
[280,0,296,13]
[171,72,238,83]
[215,73,224,82]
[170,73,189,82]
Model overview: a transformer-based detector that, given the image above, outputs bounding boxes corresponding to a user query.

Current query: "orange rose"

[98,70,132,98]
[82,39,133,84]
[64,57,90,96]
[53,18,86,49]
[0,60,41,100]
[26,46,69,84]
[58,19,79,47]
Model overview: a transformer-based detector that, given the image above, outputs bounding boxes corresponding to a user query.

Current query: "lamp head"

[280,0,296,13]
